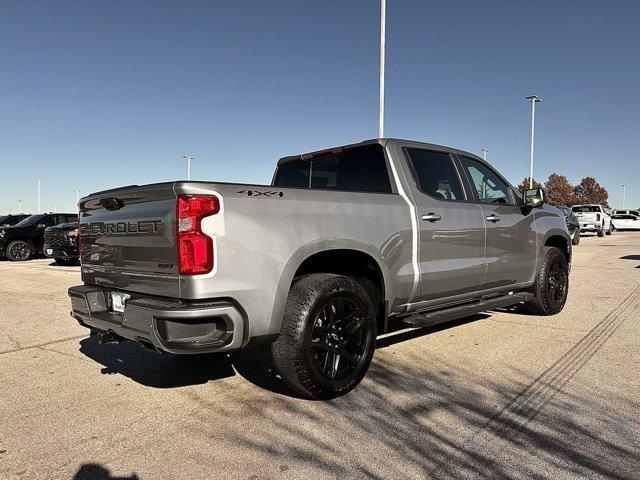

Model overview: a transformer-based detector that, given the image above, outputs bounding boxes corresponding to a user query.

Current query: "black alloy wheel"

[546,257,568,307]
[6,241,32,261]
[309,296,366,380]
[523,246,569,315]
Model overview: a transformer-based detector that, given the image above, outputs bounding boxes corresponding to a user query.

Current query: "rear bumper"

[68,285,245,354]
[579,223,602,231]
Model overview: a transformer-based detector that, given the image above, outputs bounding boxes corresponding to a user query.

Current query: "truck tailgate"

[79,182,180,297]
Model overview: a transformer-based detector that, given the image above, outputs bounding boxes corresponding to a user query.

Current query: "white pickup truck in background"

[571,204,612,237]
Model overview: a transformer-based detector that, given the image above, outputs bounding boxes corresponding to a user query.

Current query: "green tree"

[516,177,542,193]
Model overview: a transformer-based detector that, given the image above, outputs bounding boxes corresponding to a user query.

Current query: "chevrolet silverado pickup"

[68,138,571,399]
[44,222,80,266]
[571,204,612,237]
[0,213,78,261]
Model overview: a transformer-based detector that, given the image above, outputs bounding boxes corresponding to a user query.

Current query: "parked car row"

[556,204,640,244]
[0,213,79,265]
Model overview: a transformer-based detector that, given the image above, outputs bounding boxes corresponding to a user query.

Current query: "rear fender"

[267,239,391,335]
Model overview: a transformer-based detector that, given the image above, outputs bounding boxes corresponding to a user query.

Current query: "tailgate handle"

[99,197,124,211]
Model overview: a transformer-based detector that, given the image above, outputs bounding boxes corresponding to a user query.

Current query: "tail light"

[596,213,601,221]
[77,222,82,263]
[177,195,220,275]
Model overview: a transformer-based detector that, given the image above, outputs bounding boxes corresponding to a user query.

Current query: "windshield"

[0,215,9,224]
[572,206,600,213]
[13,214,46,227]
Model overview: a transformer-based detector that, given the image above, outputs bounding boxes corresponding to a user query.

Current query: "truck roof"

[277,138,483,166]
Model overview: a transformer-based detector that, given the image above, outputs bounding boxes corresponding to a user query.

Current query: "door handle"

[422,213,441,222]
[486,214,501,222]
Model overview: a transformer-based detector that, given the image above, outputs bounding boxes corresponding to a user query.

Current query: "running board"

[402,292,534,328]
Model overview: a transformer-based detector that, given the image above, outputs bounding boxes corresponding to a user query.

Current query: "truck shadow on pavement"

[77,314,486,393]
[76,303,640,479]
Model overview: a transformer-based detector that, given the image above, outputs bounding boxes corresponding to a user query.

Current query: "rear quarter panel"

[174,182,414,342]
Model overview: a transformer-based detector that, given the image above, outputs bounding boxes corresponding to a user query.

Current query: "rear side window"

[273,145,392,193]
[405,149,465,200]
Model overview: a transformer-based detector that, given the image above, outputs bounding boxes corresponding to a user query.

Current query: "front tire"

[523,246,569,315]
[271,273,377,399]
[5,240,33,261]
[606,222,612,235]
[571,229,580,245]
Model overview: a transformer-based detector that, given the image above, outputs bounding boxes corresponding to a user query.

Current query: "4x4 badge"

[237,190,285,197]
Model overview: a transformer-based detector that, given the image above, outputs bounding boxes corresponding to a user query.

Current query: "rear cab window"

[273,145,392,193]
[572,206,601,213]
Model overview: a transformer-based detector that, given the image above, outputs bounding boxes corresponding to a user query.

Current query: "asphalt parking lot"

[1,232,639,480]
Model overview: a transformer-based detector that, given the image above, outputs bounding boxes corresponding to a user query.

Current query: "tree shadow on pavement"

[73,463,139,479]
[186,353,640,479]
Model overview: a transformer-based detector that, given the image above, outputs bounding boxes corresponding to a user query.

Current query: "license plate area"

[110,292,131,313]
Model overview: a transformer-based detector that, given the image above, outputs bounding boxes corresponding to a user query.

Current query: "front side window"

[459,157,512,205]
[273,145,392,193]
[406,149,464,200]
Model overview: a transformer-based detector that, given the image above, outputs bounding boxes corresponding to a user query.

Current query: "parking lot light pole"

[182,155,196,180]
[525,95,541,189]
[18,200,22,214]
[622,184,626,209]
[75,189,80,212]
[35,179,42,214]
[378,0,386,138]
[481,148,489,161]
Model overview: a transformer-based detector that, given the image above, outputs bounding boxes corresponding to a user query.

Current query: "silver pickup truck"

[68,138,571,399]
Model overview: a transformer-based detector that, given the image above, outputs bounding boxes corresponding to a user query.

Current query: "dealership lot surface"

[1,233,639,480]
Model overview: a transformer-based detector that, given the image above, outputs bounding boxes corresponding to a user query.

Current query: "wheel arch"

[543,231,571,263]
[268,240,391,335]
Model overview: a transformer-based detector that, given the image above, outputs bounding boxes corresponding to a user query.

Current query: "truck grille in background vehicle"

[44,231,73,248]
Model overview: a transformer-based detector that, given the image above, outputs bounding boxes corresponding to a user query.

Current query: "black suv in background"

[0,214,30,227]
[0,213,78,261]
[43,223,80,266]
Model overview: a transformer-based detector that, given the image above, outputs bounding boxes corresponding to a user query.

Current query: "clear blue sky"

[1,0,639,213]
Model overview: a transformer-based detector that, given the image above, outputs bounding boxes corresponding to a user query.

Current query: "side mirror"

[36,223,46,229]
[523,188,545,207]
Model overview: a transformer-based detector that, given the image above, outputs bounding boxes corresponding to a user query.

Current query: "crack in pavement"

[0,334,87,355]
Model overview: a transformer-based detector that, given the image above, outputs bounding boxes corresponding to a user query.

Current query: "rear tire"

[5,240,33,261]
[523,246,569,315]
[271,273,376,399]
[571,229,580,245]
[597,228,605,237]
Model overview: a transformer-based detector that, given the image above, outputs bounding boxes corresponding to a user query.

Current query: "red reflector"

[177,195,220,275]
